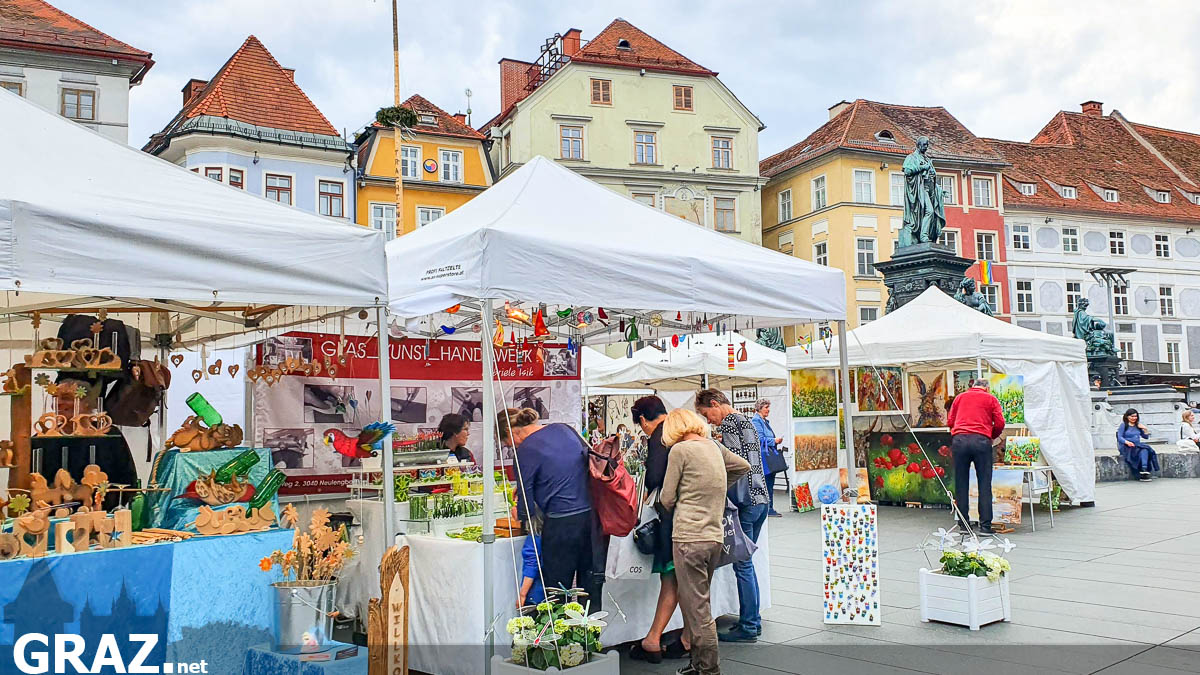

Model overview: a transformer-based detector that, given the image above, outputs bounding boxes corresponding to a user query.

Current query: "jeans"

[952,433,993,528]
[541,510,603,608]
[733,502,767,633]
[765,472,780,513]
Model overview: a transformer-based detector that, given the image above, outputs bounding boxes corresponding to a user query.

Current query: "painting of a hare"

[909,372,947,428]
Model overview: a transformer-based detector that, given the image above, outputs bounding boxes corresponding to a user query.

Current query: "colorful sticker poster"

[952,369,977,396]
[907,371,948,428]
[790,368,838,418]
[988,373,1026,425]
[855,366,905,414]
[794,482,815,513]
[822,504,880,625]
[1004,437,1041,464]
[865,431,954,505]
[793,417,839,471]
[969,467,1023,525]
[839,467,871,504]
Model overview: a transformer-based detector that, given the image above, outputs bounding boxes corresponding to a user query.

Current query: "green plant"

[375,105,418,128]
[939,549,1010,582]
[506,597,605,670]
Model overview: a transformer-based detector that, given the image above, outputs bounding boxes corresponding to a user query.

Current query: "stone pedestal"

[875,242,974,313]
[1088,355,1122,389]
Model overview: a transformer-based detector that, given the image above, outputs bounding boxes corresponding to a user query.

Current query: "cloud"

[48,0,1200,158]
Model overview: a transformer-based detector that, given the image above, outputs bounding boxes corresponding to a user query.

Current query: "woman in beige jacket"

[659,409,750,675]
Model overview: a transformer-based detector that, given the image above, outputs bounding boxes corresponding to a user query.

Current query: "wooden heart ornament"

[284,357,300,372]
[170,354,184,368]
[191,369,203,383]
[207,359,223,376]
[228,364,240,379]
[34,413,68,437]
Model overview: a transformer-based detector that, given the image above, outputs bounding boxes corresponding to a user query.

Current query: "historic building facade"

[760,100,1008,340]
[0,0,153,143]
[482,19,764,244]
[353,94,492,238]
[989,101,1200,374]
[144,36,354,222]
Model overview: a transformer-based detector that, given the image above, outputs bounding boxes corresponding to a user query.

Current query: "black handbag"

[764,445,789,476]
[632,517,660,555]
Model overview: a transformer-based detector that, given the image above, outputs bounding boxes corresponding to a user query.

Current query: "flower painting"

[865,431,954,504]
[855,366,904,414]
[790,368,837,418]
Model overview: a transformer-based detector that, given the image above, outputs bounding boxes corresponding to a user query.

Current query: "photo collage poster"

[253,332,581,495]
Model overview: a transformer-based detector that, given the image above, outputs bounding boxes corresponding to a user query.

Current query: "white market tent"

[386,156,849,673]
[789,287,1095,503]
[580,346,652,396]
[586,331,787,391]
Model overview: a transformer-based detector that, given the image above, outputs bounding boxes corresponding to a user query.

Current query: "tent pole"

[480,298,496,673]
[976,356,983,380]
[376,306,396,550]
[836,320,856,491]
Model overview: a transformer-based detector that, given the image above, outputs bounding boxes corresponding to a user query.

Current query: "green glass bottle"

[249,469,285,511]
[215,449,259,483]
[130,490,145,532]
[185,392,223,427]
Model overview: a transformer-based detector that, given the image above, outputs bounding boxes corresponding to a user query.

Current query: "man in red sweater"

[947,379,1006,534]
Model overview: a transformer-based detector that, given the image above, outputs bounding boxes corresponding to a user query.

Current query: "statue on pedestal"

[953,277,994,316]
[898,136,947,248]
[1071,298,1117,357]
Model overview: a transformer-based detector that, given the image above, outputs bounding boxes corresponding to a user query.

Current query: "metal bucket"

[271,580,336,653]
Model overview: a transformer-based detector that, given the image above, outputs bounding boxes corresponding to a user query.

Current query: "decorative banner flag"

[727,344,735,371]
[821,503,881,625]
[978,260,993,285]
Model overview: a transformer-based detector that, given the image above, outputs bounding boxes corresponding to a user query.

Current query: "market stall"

[384,155,848,673]
[787,287,1093,510]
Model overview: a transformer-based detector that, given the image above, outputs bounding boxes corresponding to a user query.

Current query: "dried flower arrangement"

[259,504,355,583]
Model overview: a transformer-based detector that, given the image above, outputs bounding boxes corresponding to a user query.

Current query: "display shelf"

[32,433,118,442]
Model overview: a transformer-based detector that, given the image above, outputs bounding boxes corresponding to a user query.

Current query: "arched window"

[875,130,896,143]
[616,38,632,49]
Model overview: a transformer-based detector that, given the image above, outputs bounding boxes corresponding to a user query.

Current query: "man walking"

[947,379,1006,534]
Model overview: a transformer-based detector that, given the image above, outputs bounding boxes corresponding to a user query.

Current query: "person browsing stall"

[947,379,1005,534]
[437,413,474,463]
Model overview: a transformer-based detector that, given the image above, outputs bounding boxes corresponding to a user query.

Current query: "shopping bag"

[717,499,758,568]
[605,497,656,580]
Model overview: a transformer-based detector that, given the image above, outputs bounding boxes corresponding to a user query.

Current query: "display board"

[821,503,880,625]
[254,332,581,495]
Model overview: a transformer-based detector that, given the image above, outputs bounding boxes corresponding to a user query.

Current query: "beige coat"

[660,438,751,544]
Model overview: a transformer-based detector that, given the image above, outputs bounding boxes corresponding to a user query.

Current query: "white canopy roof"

[0,88,387,308]
[587,332,785,391]
[580,347,653,396]
[385,156,845,325]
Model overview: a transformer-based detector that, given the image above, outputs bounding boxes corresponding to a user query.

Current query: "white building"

[0,0,153,144]
[990,102,1200,374]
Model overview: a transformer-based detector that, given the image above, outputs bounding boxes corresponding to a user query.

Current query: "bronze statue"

[953,277,994,316]
[898,136,947,247]
[1071,298,1117,357]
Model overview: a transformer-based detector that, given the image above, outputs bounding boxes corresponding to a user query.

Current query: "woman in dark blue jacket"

[1117,408,1158,481]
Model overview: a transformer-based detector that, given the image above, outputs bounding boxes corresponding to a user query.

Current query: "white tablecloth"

[340,499,772,675]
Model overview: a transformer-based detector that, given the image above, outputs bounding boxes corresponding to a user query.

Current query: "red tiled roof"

[0,0,152,81]
[371,94,484,140]
[571,18,714,76]
[1127,121,1200,188]
[760,99,1005,178]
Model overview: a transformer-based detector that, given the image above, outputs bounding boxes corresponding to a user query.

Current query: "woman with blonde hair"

[660,409,750,675]
[1179,409,1200,451]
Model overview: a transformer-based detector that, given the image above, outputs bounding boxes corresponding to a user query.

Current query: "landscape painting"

[793,417,838,471]
[952,369,977,396]
[988,373,1026,425]
[790,368,838,418]
[969,466,1023,525]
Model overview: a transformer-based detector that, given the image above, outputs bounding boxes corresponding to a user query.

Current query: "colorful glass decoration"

[505,301,531,326]
[531,309,550,341]
[727,344,735,371]
[492,320,505,347]
[737,342,748,362]
[625,320,639,342]
[445,304,461,314]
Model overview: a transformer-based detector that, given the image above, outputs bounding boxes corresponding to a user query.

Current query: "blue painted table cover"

[147,446,278,532]
[244,641,367,675]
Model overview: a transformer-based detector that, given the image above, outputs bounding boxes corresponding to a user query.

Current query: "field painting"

[988,373,1026,425]
[793,417,838,471]
[790,368,838,418]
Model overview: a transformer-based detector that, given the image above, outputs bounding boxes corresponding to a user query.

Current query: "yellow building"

[354,94,493,237]
[760,100,1007,343]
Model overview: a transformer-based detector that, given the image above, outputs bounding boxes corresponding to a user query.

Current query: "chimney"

[1081,100,1103,117]
[182,78,208,106]
[562,28,582,56]
[499,58,529,111]
[452,112,467,125]
[828,100,852,120]
[282,68,295,81]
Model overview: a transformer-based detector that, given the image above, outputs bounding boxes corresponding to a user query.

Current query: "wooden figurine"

[14,511,50,558]
[368,546,411,675]
[192,502,276,535]
[0,440,15,467]
[110,510,131,548]
[0,532,19,560]
[33,413,68,438]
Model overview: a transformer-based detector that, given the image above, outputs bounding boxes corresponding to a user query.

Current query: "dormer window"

[875,130,896,144]
[616,38,632,50]
[1019,183,1036,196]
[1155,190,1171,203]
[1190,192,1200,205]
[1103,188,1119,202]
[1060,186,1077,199]
[418,113,437,126]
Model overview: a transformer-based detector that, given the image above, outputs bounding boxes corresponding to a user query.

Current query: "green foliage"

[994,387,1025,424]
[792,387,837,417]
[939,550,1011,581]
[376,105,418,128]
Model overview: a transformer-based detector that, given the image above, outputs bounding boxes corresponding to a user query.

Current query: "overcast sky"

[53,0,1200,158]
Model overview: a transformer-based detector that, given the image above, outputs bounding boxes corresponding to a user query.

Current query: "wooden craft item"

[246,367,261,383]
[2,368,27,394]
[0,532,19,560]
[72,412,113,437]
[54,520,78,553]
[86,347,121,370]
[368,545,410,675]
[284,357,300,372]
[170,354,184,368]
[208,359,223,376]
[29,472,60,506]
[54,468,92,506]
[34,412,68,437]
[130,528,194,544]
[228,364,239,379]
[80,464,108,489]
[70,339,97,369]
[191,369,203,383]
[0,440,15,467]
[193,471,251,506]
[167,416,244,452]
[192,502,276,535]
[14,511,50,558]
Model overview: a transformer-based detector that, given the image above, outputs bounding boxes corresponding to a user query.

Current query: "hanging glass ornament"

[440,325,457,335]
[737,342,748,362]
[671,334,680,348]
[566,337,577,354]
[531,309,550,341]
[625,320,639,342]
[675,311,682,322]
[649,313,663,327]
[597,307,609,321]
[493,320,505,347]
[626,342,633,358]
[556,308,573,319]
[445,304,462,314]
[505,301,532,326]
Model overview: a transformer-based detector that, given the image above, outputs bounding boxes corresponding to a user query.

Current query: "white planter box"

[919,568,1011,630]
[490,650,619,674]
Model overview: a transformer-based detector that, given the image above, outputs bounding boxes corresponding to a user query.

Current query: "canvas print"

[794,482,815,513]
[855,366,904,414]
[451,387,484,422]
[988,373,1026,425]
[1004,436,1042,464]
[793,418,839,471]
[969,467,1023,526]
[864,431,954,505]
[952,369,976,396]
[511,386,551,419]
[262,335,313,367]
[790,368,838,417]
[839,467,872,504]
[542,348,578,377]
[908,371,948,428]
[822,504,880,625]
[390,386,428,424]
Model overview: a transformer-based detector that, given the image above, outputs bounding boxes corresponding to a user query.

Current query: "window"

[1061,226,1079,253]
[778,190,793,222]
[1103,188,1119,202]
[60,88,94,120]
[1155,190,1171,204]
[318,180,344,217]
[975,232,996,261]
[369,203,396,239]
[1118,341,1135,361]
[853,169,874,203]
[417,206,445,227]
[889,173,904,206]
[777,231,794,254]
[972,177,994,207]
[204,167,222,182]
[1015,281,1034,313]
[417,113,436,125]
[1019,182,1036,196]
[937,175,956,204]
[560,126,583,159]
[631,192,656,208]
[265,174,292,205]
[1160,286,1175,317]
[711,137,732,169]
[228,168,243,189]
[672,85,693,111]
[938,229,959,255]
[590,78,611,105]
[1,81,22,96]
[1155,233,1170,258]
[1109,230,1125,255]
[400,145,420,179]
[859,306,878,325]
[813,241,828,266]
[981,285,999,313]
[1113,283,1129,316]
[713,197,736,232]
[1066,282,1082,313]
[1011,223,1030,250]
[812,175,827,210]
[1166,342,1182,372]
[634,131,657,164]
[875,130,896,143]
[856,238,876,276]
[1060,186,1077,199]
[440,150,462,183]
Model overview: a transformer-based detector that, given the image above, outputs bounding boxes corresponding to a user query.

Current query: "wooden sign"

[368,545,410,675]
